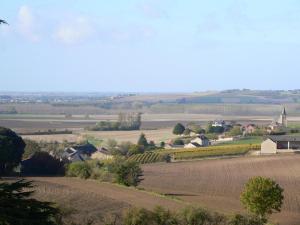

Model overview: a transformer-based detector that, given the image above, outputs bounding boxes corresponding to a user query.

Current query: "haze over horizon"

[1,0,300,92]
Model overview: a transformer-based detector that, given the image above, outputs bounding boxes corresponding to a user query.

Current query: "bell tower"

[281,107,287,127]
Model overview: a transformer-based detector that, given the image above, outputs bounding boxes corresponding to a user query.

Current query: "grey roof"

[268,135,300,142]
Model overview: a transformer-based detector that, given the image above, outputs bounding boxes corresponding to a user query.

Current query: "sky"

[1,0,300,92]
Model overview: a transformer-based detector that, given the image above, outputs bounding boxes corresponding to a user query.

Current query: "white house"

[184,135,210,148]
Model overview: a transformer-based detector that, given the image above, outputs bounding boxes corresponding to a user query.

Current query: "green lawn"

[215,136,263,146]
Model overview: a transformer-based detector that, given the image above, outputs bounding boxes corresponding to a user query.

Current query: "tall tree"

[137,133,148,147]
[240,176,284,222]
[172,123,185,135]
[0,127,25,175]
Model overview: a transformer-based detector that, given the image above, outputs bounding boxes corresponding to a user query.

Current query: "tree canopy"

[0,127,25,175]
[137,133,148,147]
[240,176,284,221]
[173,123,185,135]
[0,179,60,225]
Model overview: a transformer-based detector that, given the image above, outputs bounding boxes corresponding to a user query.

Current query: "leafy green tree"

[160,141,165,148]
[137,133,148,147]
[173,123,185,135]
[23,139,41,160]
[183,128,191,136]
[0,127,25,175]
[228,126,243,137]
[115,160,143,186]
[128,144,144,156]
[66,162,92,179]
[240,176,284,222]
[0,179,60,225]
[21,152,65,176]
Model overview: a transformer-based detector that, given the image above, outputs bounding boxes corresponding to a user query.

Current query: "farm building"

[261,135,300,154]
[184,135,210,148]
[91,147,113,160]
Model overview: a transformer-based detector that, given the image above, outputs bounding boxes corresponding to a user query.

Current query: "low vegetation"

[128,152,170,164]
[66,157,143,187]
[86,112,142,131]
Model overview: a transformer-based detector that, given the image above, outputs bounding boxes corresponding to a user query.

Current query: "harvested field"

[140,155,300,225]
[28,177,184,225]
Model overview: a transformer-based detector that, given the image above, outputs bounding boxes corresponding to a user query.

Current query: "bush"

[66,162,92,179]
[23,139,41,160]
[123,208,153,225]
[228,214,265,225]
[173,123,185,135]
[115,160,143,186]
[173,139,184,146]
[21,152,65,176]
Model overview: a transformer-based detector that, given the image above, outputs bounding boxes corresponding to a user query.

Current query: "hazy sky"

[1,0,300,92]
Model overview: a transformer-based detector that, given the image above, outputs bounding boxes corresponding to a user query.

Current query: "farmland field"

[140,155,300,225]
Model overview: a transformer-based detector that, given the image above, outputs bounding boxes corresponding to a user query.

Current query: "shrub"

[228,214,264,225]
[173,123,185,135]
[173,139,184,146]
[114,160,143,186]
[123,208,153,225]
[21,152,65,176]
[23,139,41,160]
[66,162,92,179]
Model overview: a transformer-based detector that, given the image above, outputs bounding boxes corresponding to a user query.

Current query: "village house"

[261,135,300,154]
[184,135,210,149]
[62,143,97,162]
[243,124,257,135]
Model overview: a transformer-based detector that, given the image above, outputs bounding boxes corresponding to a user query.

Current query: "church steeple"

[281,107,287,127]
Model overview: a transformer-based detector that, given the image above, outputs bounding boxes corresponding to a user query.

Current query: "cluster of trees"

[66,157,143,187]
[86,112,142,131]
[104,133,161,157]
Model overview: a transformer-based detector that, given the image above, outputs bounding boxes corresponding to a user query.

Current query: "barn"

[261,136,300,154]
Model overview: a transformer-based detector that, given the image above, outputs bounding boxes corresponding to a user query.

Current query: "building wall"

[261,139,277,154]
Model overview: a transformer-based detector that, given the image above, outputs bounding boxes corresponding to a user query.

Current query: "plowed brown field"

[141,155,300,225]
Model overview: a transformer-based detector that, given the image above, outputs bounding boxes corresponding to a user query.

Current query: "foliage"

[128,144,145,156]
[123,208,154,225]
[66,162,92,179]
[23,139,41,160]
[66,158,143,187]
[0,127,25,175]
[173,123,185,135]
[21,152,65,176]
[180,206,227,225]
[114,160,143,186]
[228,214,265,225]
[137,133,148,147]
[86,112,142,131]
[240,176,284,221]
[227,126,243,137]
[0,179,60,225]
[173,139,184,146]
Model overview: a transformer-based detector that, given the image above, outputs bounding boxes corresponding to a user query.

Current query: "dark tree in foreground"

[241,176,284,222]
[0,127,25,175]
[0,179,60,225]
[21,152,65,176]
